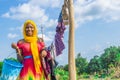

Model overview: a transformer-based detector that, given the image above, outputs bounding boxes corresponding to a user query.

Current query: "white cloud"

[2,3,48,22]
[9,26,22,31]
[46,19,57,28]
[29,0,62,8]
[74,0,120,27]
[38,34,52,42]
[8,33,19,39]
[36,18,57,29]
[1,0,63,20]
[2,0,120,29]
[1,0,60,30]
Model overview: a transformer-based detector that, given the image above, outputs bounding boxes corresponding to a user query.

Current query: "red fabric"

[17,42,45,79]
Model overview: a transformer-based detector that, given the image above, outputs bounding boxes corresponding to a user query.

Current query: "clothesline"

[39,0,69,58]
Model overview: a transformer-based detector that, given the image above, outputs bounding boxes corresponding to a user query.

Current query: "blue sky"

[0,0,120,65]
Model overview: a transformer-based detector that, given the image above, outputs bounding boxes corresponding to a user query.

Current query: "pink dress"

[17,42,45,80]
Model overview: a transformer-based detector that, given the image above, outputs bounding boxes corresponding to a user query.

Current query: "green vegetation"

[55,67,69,80]
[0,46,120,80]
[0,61,3,76]
[55,46,120,80]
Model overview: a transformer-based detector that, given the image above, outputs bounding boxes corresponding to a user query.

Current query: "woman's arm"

[41,49,47,57]
[11,42,23,62]
[16,49,23,63]
[40,49,47,68]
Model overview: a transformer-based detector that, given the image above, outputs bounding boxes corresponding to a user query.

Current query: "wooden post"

[68,0,76,80]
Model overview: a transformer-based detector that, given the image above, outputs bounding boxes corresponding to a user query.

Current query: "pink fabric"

[17,42,45,79]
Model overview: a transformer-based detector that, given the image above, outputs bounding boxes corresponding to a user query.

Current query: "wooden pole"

[68,0,76,80]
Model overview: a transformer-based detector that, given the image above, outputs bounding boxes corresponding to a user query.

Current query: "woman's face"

[25,23,34,36]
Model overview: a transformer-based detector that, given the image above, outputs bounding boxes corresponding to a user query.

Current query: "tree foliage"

[75,53,88,75]
[100,46,120,71]
[87,55,102,74]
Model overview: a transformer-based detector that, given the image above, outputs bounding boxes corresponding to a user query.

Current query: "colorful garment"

[17,41,45,80]
[55,12,66,56]
[17,20,46,80]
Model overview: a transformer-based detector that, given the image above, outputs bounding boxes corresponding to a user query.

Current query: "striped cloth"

[55,12,66,56]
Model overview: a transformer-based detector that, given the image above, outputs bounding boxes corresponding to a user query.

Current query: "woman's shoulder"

[17,39,25,44]
[38,37,44,42]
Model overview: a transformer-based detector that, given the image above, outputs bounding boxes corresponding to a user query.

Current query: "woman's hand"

[41,50,47,58]
[11,43,21,54]
[11,43,18,49]
[11,42,23,62]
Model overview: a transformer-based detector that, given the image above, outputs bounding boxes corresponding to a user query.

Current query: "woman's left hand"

[41,50,47,58]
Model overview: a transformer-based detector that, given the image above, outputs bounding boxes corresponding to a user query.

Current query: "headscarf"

[23,20,41,74]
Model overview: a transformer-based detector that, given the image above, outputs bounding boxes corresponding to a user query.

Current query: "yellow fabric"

[23,20,41,74]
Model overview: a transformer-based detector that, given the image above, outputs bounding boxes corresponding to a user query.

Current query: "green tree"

[63,64,68,71]
[101,47,119,68]
[87,55,102,74]
[100,46,120,76]
[75,53,88,75]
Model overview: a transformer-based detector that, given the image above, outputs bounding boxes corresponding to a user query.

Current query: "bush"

[0,61,3,76]
[55,68,69,80]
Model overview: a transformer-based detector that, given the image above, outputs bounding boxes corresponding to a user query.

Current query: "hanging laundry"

[55,12,66,56]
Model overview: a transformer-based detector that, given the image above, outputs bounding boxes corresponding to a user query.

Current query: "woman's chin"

[26,34,33,36]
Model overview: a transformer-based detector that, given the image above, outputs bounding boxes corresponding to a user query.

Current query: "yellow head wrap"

[23,20,41,74]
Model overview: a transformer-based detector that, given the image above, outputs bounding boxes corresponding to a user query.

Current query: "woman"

[11,20,47,80]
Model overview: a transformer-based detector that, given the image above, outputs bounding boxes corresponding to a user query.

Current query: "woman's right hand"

[11,43,21,54]
[11,43,18,49]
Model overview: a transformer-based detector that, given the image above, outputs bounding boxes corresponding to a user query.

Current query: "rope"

[7,51,16,58]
